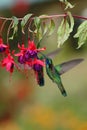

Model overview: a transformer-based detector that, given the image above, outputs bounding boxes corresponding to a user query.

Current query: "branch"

[0,14,87,21]
[0,16,22,21]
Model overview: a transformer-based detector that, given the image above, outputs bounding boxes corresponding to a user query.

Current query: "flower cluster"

[0,37,16,74]
[0,37,46,85]
[15,39,46,85]
[15,39,45,67]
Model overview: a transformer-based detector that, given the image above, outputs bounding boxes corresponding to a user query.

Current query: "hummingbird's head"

[46,58,52,65]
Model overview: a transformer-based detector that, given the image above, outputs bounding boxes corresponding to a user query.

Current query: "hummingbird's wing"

[55,58,84,75]
[46,49,61,59]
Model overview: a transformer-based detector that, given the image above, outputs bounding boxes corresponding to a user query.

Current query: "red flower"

[17,43,26,51]
[27,39,46,57]
[0,37,8,53]
[2,54,15,73]
[15,43,26,64]
[28,40,36,50]
[15,40,46,65]
[32,58,45,69]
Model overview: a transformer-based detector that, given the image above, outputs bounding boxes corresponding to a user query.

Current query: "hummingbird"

[45,57,67,96]
[41,51,84,96]
[34,49,60,87]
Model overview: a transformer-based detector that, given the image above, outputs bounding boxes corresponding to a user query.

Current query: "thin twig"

[0,16,22,21]
[73,15,87,20]
[39,14,87,20]
[0,14,87,21]
[0,19,7,36]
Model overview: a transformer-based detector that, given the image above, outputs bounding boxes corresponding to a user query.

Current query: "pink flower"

[15,43,26,64]
[15,40,46,65]
[26,39,46,59]
[32,58,45,70]
[0,37,8,52]
[2,54,15,73]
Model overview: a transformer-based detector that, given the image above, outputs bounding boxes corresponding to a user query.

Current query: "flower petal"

[32,59,45,66]
[28,40,36,50]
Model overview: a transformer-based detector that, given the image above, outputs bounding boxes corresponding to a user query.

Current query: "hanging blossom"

[24,39,46,60]
[15,39,46,68]
[15,44,26,64]
[1,53,18,74]
[0,37,8,53]
[0,38,46,83]
[14,39,46,85]
[33,58,45,71]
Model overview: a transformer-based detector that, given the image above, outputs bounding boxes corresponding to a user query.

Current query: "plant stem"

[0,14,87,20]
[0,16,22,21]
[73,15,87,20]
[0,19,7,36]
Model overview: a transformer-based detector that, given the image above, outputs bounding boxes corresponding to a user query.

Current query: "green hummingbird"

[44,56,84,97]
[45,57,67,96]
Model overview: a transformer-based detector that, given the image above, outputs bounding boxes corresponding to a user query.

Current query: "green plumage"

[39,51,84,96]
[45,58,67,96]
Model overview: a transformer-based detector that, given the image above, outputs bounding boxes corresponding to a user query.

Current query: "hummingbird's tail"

[57,83,67,97]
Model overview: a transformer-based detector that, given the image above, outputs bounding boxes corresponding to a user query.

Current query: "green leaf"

[37,40,42,48]
[21,14,33,27]
[65,1,74,10]
[67,11,74,33]
[9,36,14,40]
[48,19,55,36]
[9,16,19,39]
[57,12,74,47]
[74,21,87,48]
[43,22,48,35]
[59,0,74,10]
[34,17,43,42]
[57,18,70,47]
[34,17,41,29]
[21,14,33,33]
[12,16,19,26]
[37,26,43,41]
[39,15,49,35]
